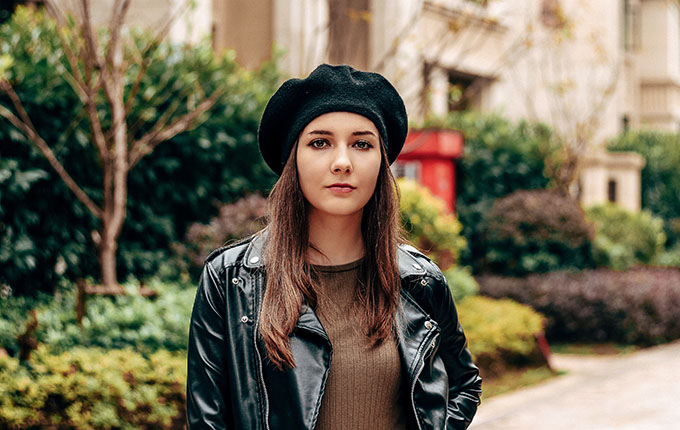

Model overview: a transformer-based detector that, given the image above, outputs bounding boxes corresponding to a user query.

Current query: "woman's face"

[296,111,382,219]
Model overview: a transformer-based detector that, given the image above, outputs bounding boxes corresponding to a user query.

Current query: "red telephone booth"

[394,129,464,213]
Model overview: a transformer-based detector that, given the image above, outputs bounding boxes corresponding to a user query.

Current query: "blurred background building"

[51,0,680,212]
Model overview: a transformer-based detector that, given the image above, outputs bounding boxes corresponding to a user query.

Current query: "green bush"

[443,266,479,302]
[478,267,680,345]
[173,193,267,277]
[0,7,280,296]
[609,131,680,247]
[422,112,556,272]
[458,295,546,377]
[1,280,194,357]
[655,244,680,268]
[398,178,466,269]
[0,347,186,430]
[483,189,595,275]
[586,204,666,270]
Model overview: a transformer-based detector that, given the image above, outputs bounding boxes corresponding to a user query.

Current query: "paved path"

[469,340,680,430]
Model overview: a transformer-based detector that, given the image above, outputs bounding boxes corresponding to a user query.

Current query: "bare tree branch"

[124,2,187,118]
[0,80,103,218]
[105,0,132,69]
[128,88,224,168]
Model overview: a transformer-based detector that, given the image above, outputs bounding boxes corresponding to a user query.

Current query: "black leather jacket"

[187,233,482,429]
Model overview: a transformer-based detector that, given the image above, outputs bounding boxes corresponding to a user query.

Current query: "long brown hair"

[259,141,402,370]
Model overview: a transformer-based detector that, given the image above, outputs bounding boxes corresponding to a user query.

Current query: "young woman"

[187,64,482,430]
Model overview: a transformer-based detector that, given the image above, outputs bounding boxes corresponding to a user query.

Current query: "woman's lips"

[327,185,355,193]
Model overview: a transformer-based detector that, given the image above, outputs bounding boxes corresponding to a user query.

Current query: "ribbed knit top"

[312,259,406,430]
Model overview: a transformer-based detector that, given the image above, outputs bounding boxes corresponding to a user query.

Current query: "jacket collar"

[242,230,427,279]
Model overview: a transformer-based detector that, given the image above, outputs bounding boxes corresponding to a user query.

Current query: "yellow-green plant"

[586,203,666,270]
[398,178,466,269]
[458,295,545,376]
[0,347,186,429]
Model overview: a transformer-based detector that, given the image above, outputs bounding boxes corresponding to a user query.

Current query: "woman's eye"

[309,139,329,149]
[354,140,373,150]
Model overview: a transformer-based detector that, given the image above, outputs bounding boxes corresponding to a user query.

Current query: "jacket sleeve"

[431,272,483,429]
[187,261,230,429]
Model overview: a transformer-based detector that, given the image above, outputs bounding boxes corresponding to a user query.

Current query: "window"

[621,115,630,133]
[391,161,421,181]
[622,0,639,50]
[608,179,617,203]
[448,70,488,112]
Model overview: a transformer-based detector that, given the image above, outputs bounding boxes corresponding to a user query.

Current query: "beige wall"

[580,151,645,212]
[212,0,273,68]
[52,0,213,44]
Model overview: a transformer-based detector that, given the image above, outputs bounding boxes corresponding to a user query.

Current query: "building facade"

[65,0,680,211]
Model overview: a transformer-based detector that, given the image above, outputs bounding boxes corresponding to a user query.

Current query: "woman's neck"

[307,209,364,266]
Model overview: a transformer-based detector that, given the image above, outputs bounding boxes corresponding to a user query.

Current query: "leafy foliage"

[458,295,546,377]
[478,267,680,345]
[483,189,595,275]
[173,193,267,277]
[0,8,280,295]
[422,112,556,272]
[0,347,186,429]
[1,280,194,357]
[585,204,666,270]
[609,131,680,246]
[398,178,466,269]
[442,266,479,302]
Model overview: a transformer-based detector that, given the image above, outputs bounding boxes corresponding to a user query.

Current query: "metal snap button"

[424,321,434,330]
[249,256,260,264]
[420,279,427,286]
[240,315,249,324]
[232,278,239,285]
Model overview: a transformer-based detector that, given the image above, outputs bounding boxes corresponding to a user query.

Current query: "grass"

[481,365,560,398]
[550,342,640,355]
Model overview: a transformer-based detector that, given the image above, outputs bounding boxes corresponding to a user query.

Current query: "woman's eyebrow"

[352,130,376,136]
[307,130,333,135]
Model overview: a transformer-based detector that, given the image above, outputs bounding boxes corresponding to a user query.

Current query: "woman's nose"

[330,147,352,174]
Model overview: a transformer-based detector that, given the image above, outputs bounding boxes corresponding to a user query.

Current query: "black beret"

[258,64,408,175]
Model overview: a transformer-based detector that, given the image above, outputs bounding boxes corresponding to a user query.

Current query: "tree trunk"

[99,226,118,288]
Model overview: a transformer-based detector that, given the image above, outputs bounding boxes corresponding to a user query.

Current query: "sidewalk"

[469,340,680,430]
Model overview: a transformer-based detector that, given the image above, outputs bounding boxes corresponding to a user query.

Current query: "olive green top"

[312,259,406,430]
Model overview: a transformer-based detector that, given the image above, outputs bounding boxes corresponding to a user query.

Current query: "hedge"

[0,347,186,430]
[398,178,466,270]
[483,189,595,275]
[458,295,546,377]
[586,203,666,270]
[1,280,193,358]
[478,267,680,345]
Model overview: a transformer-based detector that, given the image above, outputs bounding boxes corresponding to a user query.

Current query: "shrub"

[609,131,680,246]
[443,266,479,302]
[398,178,466,269]
[0,292,52,357]
[478,267,680,345]
[0,8,280,296]
[655,244,680,268]
[1,280,194,357]
[0,347,186,430]
[458,295,546,377]
[422,112,555,272]
[173,194,267,275]
[586,204,666,270]
[483,189,595,275]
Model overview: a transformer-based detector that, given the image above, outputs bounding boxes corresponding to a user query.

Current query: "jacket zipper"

[253,272,271,430]
[410,330,439,430]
